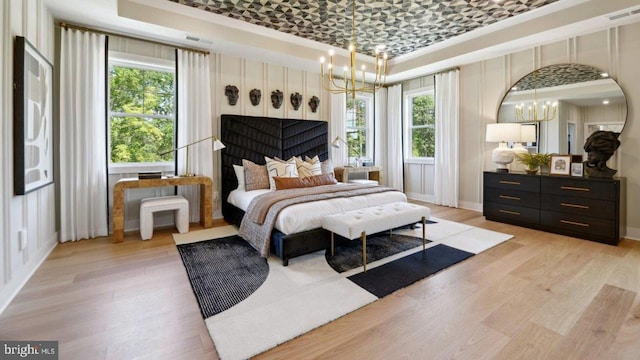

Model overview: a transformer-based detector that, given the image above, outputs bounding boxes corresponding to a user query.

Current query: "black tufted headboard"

[220,114,328,224]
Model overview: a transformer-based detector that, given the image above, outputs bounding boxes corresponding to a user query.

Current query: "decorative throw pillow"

[304,155,320,164]
[321,159,334,176]
[265,156,298,190]
[296,157,322,178]
[242,159,269,191]
[274,173,338,190]
[233,165,245,191]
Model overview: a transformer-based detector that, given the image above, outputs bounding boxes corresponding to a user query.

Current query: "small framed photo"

[550,155,571,176]
[571,162,584,177]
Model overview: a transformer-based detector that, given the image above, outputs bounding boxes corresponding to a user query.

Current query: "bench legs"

[422,216,426,250]
[361,231,367,272]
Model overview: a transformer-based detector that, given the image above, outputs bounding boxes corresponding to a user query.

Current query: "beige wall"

[0,0,57,313]
[459,23,640,239]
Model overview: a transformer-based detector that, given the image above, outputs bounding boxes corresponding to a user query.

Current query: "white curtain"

[59,29,108,242]
[177,50,213,222]
[330,93,347,167]
[387,84,403,191]
[374,88,387,183]
[434,70,460,207]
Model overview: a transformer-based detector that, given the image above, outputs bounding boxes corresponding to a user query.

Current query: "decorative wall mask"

[271,90,283,109]
[583,130,621,178]
[225,85,239,106]
[308,96,320,113]
[290,92,303,111]
[249,89,261,106]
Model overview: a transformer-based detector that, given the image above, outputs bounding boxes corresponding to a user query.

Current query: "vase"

[525,168,539,175]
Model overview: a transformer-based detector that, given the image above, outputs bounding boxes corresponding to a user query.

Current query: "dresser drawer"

[485,187,540,209]
[541,194,615,220]
[484,202,539,223]
[540,210,616,239]
[484,172,539,192]
[541,177,618,201]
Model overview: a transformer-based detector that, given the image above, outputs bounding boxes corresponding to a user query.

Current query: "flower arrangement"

[515,152,551,174]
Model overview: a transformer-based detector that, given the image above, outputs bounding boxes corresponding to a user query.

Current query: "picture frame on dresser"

[571,162,583,177]
[550,155,571,176]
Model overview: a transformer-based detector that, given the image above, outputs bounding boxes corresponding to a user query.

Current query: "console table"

[483,171,625,245]
[334,166,382,185]
[113,176,213,243]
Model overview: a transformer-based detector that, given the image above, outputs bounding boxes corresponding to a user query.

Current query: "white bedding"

[228,187,407,235]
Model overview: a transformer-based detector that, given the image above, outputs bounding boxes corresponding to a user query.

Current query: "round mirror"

[497,64,627,155]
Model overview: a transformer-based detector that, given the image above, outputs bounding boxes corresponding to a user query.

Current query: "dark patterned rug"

[177,236,269,318]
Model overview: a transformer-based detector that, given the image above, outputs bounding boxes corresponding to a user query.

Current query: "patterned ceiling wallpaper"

[170,0,560,58]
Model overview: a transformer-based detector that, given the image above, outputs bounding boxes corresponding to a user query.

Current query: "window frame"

[345,92,374,162]
[107,51,176,174]
[404,87,435,165]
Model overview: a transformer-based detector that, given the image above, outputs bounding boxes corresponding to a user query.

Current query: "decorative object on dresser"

[514,152,550,175]
[290,92,303,110]
[485,123,522,173]
[549,155,571,176]
[159,135,225,177]
[583,130,621,179]
[270,89,283,109]
[308,95,319,113]
[224,84,239,105]
[483,171,625,245]
[249,88,261,106]
[571,162,583,177]
[137,171,162,179]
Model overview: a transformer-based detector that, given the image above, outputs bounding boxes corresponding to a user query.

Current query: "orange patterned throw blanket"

[239,184,402,257]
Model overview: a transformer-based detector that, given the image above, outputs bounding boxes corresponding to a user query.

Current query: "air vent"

[631,8,640,15]
[609,12,630,21]
[185,34,213,45]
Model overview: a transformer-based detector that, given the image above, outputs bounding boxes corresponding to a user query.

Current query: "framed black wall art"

[13,36,54,195]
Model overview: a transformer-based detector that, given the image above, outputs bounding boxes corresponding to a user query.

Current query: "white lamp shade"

[486,123,522,143]
[521,125,536,143]
[213,139,226,151]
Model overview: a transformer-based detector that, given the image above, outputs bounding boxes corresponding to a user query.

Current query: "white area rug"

[173,218,513,360]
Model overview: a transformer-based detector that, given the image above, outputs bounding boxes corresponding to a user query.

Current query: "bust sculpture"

[271,90,283,109]
[308,96,319,113]
[225,85,239,106]
[249,89,261,106]
[583,130,621,178]
[290,92,303,111]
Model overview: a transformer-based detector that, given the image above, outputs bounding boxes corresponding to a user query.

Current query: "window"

[346,93,373,161]
[405,88,435,160]
[108,53,176,171]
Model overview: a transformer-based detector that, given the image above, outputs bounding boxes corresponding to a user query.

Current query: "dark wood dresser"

[483,171,625,245]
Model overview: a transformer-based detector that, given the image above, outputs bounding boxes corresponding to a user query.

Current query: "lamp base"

[495,168,509,173]
[179,173,197,177]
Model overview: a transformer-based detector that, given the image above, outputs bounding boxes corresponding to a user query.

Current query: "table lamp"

[332,136,357,167]
[511,124,537,171]
[485,123,521,173]
[160,135,225,177]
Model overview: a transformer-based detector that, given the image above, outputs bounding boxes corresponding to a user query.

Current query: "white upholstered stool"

[140,195,189,240]
[322,202,430,272]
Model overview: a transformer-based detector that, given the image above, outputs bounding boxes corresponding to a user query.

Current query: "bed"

[220,114,406,265]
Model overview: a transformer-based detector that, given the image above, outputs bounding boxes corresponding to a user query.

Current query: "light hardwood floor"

[1,205,639,359]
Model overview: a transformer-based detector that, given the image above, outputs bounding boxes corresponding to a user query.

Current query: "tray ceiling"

[170,0,560,58]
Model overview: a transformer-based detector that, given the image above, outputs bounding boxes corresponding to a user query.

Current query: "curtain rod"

[58,22,210,55]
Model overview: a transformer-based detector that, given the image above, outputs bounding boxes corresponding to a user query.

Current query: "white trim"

[624,227,640,241]
[459,201,483,212]
[109,50,175,71]
[108,162,174,175]
[405,192,434,204]
[0,233,57,316]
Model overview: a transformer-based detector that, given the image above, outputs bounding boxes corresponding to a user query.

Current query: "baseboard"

[0,233,58,315]
[405,193,434,203]
[624,226,640,241]
[459,201,482,212]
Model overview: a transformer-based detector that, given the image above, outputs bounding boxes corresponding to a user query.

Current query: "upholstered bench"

[322,202,431,271]
[140,195,189,240]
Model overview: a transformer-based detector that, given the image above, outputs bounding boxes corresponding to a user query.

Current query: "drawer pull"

[560,186,590,192]
[500,195,521,201]
[500,180,521,185]
[561,202,589,209]
[499,209,521,216]
[560,220,590,227]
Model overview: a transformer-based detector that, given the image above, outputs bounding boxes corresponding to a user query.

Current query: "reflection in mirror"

[497,64,627,156]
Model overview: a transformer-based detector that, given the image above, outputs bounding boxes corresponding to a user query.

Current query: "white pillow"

[265,156,298,190]
[233,165,245,191]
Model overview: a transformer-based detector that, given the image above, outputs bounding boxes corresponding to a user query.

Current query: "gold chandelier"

[514,70,558,122]
[319,0,388,99]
